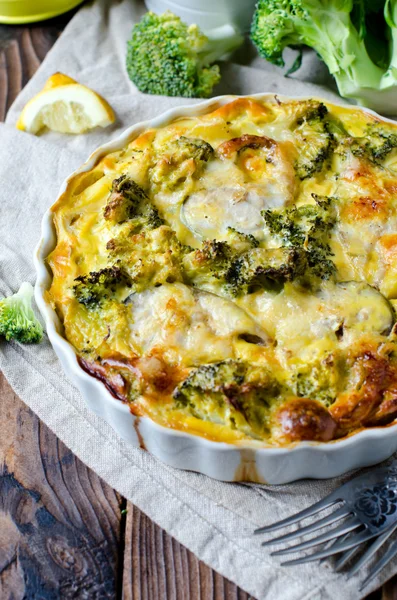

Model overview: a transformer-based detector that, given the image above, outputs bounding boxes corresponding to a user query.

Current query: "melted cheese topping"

[48,97,397,446]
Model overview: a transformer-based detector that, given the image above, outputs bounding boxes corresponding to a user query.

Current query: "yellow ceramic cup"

[0,0,84,24]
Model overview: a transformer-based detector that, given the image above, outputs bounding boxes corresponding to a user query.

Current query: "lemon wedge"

[16,72,115,135]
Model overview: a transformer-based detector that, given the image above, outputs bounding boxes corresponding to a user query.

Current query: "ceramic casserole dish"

[35,93,397,484]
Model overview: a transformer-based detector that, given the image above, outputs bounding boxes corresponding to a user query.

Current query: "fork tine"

[271,517,361,556]
[254,490,340,535]
[280,528,380,566]
[359,538,397,591]
[320,532,353,565]
[261,506,350,547]
[346,523,397,580]
[333,544,360,572]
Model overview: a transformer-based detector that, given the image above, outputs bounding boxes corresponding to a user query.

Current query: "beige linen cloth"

[1,1,395,598]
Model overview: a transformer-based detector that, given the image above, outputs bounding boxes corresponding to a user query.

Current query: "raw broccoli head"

[250,1,397,114]
[74,266,132,308]
[0,282,43,343]
[126,11,243,98]
[251,0,306,66]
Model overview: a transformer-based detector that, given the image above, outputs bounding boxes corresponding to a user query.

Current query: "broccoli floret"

[107,226,189,293]
[174,136,214,163]
[262,195,336,280]
[226,247,306,295]
[74,266,132,308]
[226,227,259,252]
[173,359,281,437]
[184,235,307,296]
[183,239,236,292]
[151,136,214,191]
[126,12,243,98]
[184,198,336,295]
[195,239,233,269]
[347,122,397,164]
[290,354,343,407]
[250,0,397,115]
[0,282,43,343]
[289,101,336,180]
[104,175,163,230]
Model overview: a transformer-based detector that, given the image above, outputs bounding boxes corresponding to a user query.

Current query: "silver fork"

[254,463,397,590]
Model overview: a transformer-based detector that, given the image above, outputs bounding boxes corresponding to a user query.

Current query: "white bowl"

[34,93,397,484]
[144,0,256,31]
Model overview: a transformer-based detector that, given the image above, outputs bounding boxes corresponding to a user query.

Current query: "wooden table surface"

[0,10,397,600]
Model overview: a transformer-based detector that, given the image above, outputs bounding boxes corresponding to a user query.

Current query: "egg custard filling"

[48,97,397,445]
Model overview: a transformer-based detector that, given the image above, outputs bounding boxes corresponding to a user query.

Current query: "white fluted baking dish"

[34,94,397,484]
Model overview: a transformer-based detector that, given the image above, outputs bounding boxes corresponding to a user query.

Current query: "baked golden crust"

[47,96,397,445]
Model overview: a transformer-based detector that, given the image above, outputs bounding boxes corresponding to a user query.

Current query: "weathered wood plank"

[0,373,122,599]
[122,501,255,600]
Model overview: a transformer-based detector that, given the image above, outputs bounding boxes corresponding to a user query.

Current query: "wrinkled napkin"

[1,1,395,598]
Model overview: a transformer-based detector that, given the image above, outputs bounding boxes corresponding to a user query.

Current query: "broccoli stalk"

[126,12,243,98]
[251,0,397,114]
[0,282,43,343]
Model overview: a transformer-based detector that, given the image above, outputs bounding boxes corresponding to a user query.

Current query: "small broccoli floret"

[174,136,214,163]
[104,175,163,230]
[227,247,306,295]
[251,0,304,67]
[290,353,344,407]
[183,239,235,292]
[173,359,281,437]
[195,239,233,269]
[151,136,214,191]
[108,226,189,293]
[348,122,397,164]
[226,227,259,252]
[0,282,43,343]
[126,12,243,98]
[74,266,132,308]
[262,195,337,280]
[290,101,336,180]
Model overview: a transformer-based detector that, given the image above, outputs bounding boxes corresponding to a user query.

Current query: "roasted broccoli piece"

[290,101,336,180]
[290,353,344,407]
[174,136,214,163]
[126,12,243,98]
[107,226,189,293]
[225,227,259,253]
[262,195,337,280]
[194,239,233,271]
[0,282,43,343]
[183,239,236,292]
[226,247,306,295]
[151,136,214,190]
[74,266,132,308]
[185,235,307,296]
[104,175,163,230]
[173,359,281,437]
[348,122,397,165]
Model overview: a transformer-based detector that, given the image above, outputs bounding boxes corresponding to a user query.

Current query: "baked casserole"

[47,96,397,446]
